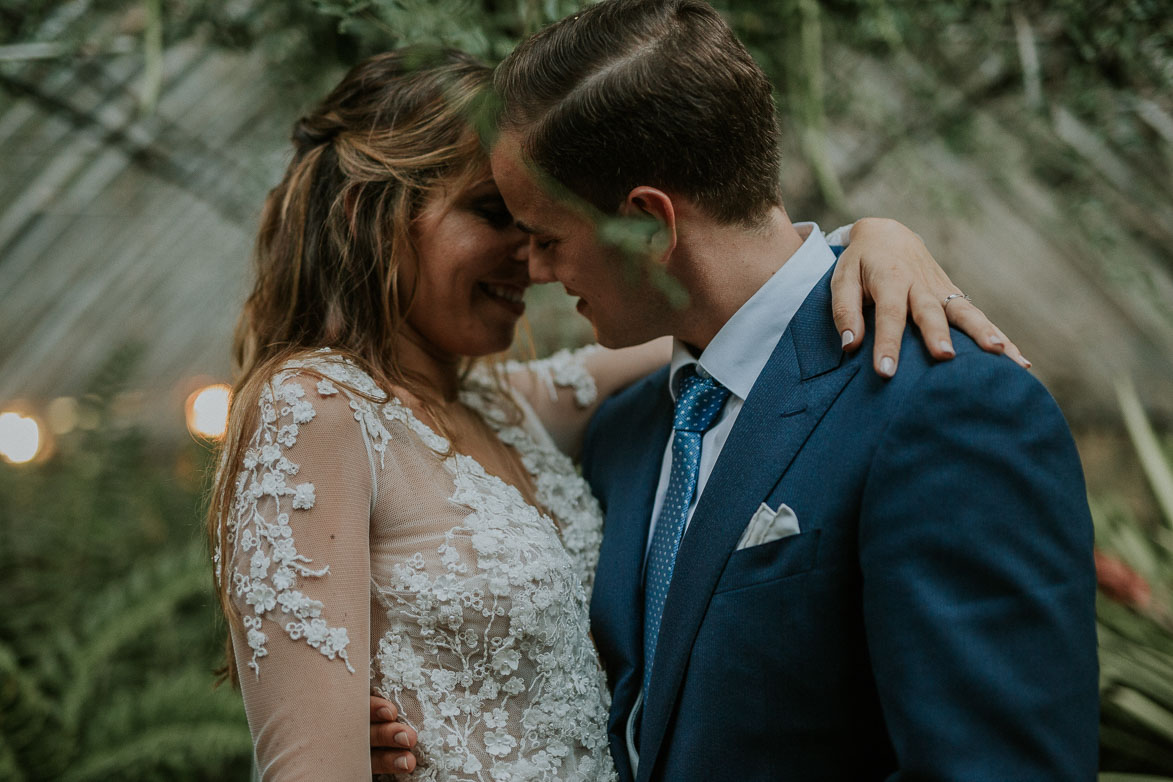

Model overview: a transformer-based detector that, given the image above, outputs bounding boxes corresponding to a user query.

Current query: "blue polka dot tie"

[643,365,731,695]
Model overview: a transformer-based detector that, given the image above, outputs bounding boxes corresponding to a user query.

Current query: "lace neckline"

[285,349,585,535]
[384,378,557,526]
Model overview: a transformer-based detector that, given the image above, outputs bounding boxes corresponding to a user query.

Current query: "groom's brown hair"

[493,0,782,226]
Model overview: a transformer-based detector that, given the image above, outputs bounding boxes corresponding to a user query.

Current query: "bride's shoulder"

[273,348,387,400]
[232,349,396,464]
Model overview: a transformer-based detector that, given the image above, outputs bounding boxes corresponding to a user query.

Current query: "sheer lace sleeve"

[505,340,671,459]
[504,346,605,409]
[225,367,377,780]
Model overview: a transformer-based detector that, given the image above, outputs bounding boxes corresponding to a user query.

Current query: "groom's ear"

[620,186,677,264]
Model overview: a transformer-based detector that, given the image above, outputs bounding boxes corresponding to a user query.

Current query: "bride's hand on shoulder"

[831,217,1030,377]
[369,695,419,774]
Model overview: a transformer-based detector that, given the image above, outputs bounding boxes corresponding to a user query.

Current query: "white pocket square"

[736,502,801,550]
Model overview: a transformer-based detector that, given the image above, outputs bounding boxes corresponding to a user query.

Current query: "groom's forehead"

[489,132,539,201]
[493,134,598,229]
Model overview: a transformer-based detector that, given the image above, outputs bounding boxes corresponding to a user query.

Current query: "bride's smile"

[403,174,531,363]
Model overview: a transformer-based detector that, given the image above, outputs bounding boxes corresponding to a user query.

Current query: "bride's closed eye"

[469,197,514,229]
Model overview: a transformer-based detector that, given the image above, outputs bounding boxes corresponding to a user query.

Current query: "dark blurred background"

[1,0,1171,778]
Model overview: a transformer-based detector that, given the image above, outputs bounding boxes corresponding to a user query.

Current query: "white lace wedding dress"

[217,348,619,781]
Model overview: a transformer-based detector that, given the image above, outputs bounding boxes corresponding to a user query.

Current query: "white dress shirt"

[626,223,844,774]
[643,222,841,557]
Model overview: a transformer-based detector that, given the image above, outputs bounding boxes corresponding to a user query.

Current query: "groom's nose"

[527,240,557,284]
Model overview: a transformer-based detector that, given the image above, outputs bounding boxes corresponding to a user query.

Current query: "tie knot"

[673,367,730,433]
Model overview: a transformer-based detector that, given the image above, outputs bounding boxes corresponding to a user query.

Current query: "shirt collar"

[668,222,836,401]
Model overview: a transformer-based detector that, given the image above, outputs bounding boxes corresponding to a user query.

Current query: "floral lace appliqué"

[373,446,612,781]
[225,367,363,676]
[370,361,613,781]
[504,345,604,409]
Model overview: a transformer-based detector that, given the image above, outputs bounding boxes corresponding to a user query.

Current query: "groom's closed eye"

[515,221,558,252]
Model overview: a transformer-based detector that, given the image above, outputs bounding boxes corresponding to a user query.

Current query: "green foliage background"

[0,353,251,781]
[1,0,1172,779]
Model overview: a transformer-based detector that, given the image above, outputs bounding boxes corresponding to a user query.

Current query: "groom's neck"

[669,205,805,351]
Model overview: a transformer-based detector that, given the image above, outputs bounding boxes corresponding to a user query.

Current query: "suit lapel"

[635,273,859,779]
[590,368,674,734]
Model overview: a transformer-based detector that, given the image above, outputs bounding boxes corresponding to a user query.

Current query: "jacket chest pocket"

[713,529,822,594]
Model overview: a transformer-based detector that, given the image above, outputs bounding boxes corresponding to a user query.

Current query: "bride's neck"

[392,330,462,404]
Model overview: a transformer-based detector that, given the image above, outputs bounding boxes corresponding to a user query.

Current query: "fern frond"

[0,731,26,782]
[84,668,247,751]
[0,638,57,758]
[0,640,52,718]
[62,543,209,733]
[60,723,252,782]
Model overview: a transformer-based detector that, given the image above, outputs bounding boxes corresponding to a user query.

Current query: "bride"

[207,48,1020,780]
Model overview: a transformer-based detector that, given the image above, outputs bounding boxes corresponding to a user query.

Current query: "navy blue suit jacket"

[581,270,1099,781]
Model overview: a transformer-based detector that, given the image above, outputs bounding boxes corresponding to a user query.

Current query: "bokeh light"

[186,384,231,440]
[0,411,42,464]
[46,397,79,436]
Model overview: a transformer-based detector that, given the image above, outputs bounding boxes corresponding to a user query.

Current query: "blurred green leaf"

[1097,383,1173,774]
[1117,378,1173,530]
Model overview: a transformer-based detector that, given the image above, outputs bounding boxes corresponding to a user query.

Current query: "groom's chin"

[591,328,649,351]
[584,317,628,350]
[575,301,665,349]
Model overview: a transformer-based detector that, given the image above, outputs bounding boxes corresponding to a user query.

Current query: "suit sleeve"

[858,352,1099,781]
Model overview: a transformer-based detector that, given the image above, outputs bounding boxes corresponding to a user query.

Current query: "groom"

[484,0,1099,780]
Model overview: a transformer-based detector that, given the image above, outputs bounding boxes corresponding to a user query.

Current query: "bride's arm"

[505,338,671,459]
[510,218,1023,458]
[225,373,374,779]
[830,217,1029,376]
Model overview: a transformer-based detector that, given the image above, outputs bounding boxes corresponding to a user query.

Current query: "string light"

[0,411,41,464]
[185,384,232,440]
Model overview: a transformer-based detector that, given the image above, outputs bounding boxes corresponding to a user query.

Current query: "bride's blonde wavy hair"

[207,47,495,686]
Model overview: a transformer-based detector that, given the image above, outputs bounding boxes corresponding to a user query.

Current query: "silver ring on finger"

[943,292,971,311]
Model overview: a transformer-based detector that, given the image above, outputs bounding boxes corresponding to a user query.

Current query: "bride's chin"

[449,327,516,359]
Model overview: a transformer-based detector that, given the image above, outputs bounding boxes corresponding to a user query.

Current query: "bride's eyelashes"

[468,197,513,229]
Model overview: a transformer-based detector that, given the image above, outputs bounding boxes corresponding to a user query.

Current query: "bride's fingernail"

[396,756,411,771]
[987,335,1004,348]
[879,356,896,377]
[377,707,395,721]
[395,731,412,747]
[938,340,955,357]
[840,330,855,348]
